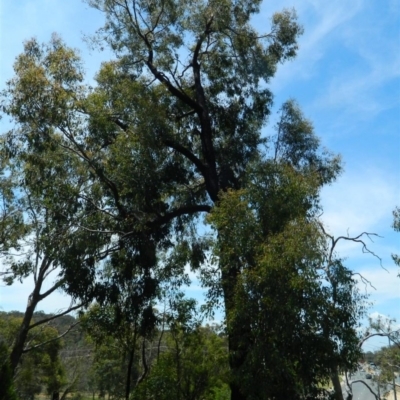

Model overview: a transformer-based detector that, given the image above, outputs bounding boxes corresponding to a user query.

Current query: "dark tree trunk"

[331,370,344,400]
[9,277,43,374]
[125,348,135,400]
[221,265,248,400]
[230,383,247,400]
[51,391,60,400]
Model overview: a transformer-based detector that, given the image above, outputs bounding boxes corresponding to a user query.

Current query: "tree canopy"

[0,1,375,399]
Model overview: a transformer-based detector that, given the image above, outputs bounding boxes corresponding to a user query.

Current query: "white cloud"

[267,0,364,88]
[0,0,107,91]
[315,54,400,118]
[321,168,398,237]
[356,266,400,304]
[368,311,400,328]
[0,279,73,314]
[302,0,363,48]
[357,271,400,351]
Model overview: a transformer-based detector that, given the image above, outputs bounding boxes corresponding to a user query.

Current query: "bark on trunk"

[9,281,42,374]
[125,348,135,400]
[331,370,344,400]
[221,266,247,400]
[230,382,247,400]
[51,391,60,400]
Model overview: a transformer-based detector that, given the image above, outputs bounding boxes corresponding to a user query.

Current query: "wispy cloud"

[267,0,365,88]
[0,0,106,88]
[300,0,364,49]
[315,52,400,118]
[356,267,400,352]
[356,266,400,304]
[265,0,400,130]
[0,279,73,313]
[321,168,398,236]
[368,311,400,328]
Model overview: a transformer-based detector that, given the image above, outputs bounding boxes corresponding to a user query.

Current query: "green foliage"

[80,300,229,400]
[81,302,147,400]
[207,173,365,399]
[0,128,28,258]
[0,314,66,400]
[367,315,400,391]
[375,345,400,383]
[0,341,19,400]
[89,336,133,399]
[132,325,229,400]
[0,1,372,399]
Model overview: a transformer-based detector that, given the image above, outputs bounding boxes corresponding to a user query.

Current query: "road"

[344,370,399,400]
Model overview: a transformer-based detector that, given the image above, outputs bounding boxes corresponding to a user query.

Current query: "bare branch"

[28,303,84,330]
[348,380,379,399]
[164,138,208,178]
[352,272,377,291]
[332,232,383,267]
[150,204,211,227]
[37,279,65,301]
[137,338,149,385]
[318,221,383,270]
[358,329,400,348]
[23,321,81,353]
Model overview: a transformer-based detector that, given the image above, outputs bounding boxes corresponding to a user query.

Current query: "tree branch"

[137,338,149,385]
[318,222,383,270]
[151,204,211,227]
[164,139,208,178]
[352,272,377,291]
[191,16,219,199]
[348,380,379,399]
[37,279,65,301]
[120,0,199,112]
[23,321,81,353]
[358,330,400,348]
[28,303,84,330]
[59,128,128,219]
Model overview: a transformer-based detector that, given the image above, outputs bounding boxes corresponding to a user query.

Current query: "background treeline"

[2,309,399,400]
[0,309,230,400]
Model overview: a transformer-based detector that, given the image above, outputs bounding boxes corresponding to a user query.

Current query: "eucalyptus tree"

[0,314,67,400]
[0,342,18,400]
[132,323,229,400]
[0,123,108,375]
[0,48,114,375]
[0,157,25,255]
[80,257,160,400]
[207,162,368,400]
[1,1,370,399]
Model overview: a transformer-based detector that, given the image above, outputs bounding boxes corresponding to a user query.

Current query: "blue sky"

[0,0,399,351]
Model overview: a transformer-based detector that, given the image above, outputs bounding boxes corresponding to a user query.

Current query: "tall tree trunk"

[51,391,60,400]
[331,370,344,400]
[9,278,43,374]
[221,266,247,400]
[125,348,135,400]
[230,381,246,400]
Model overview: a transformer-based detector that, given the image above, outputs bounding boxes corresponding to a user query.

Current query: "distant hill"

[0,310,86,349]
